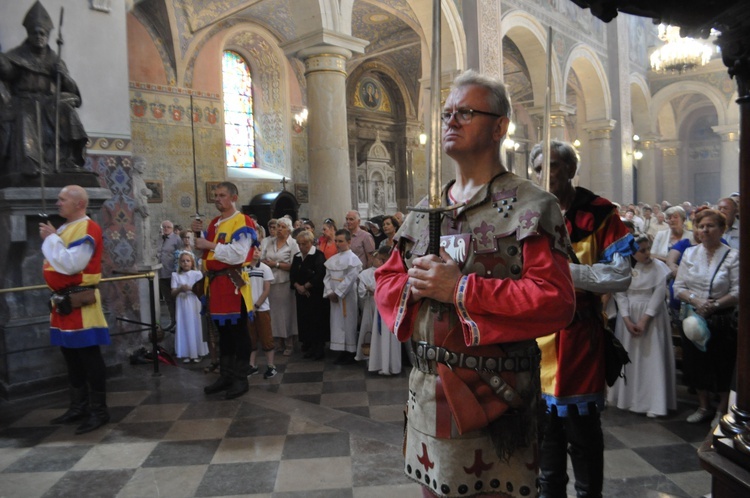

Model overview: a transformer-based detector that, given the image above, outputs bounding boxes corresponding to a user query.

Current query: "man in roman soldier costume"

[41,185,110,435]
[0,1,88,177]
[531,140,636,498]
[192,181,258,400]
[375,70,576,498]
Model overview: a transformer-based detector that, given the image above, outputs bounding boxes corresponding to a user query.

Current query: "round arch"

[563,44,611,121]
[501,10,563,105]
[651,81,731,139]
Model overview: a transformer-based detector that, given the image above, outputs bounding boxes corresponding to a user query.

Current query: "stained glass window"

[222,51,255,168]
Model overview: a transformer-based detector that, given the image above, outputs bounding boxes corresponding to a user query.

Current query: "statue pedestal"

[0,186,112,399]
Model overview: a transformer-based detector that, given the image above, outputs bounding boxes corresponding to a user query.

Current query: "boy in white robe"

[324,229,362,364]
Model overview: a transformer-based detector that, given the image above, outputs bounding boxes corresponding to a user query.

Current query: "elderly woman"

[290,230,329,360]
[378,215,401,250]
[318,218,338,260]
[261,217,299,355]
[673,209,739,427]
[652,206,692,262]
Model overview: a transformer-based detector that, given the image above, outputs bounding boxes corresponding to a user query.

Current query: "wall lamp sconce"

[573,139,581,148]
[503,138,521,151]
[419,132,428,146]
[627,149,644,160]
[293,108,308,130]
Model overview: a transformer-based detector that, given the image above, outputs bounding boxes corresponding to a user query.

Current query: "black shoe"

[205,356,234,394]
[303,351,314,359]
[75,391,109,435]
[333,352,347,364]
[339,353,357,365]
[225,378,249,399]
[51,385,89,424]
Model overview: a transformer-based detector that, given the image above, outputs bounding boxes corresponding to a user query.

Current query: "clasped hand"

[407,248,462,304]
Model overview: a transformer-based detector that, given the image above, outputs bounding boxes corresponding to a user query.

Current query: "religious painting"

[359,78,382,110]
[206,181,222,203]
[145,181,163,203]
[295,183,309,203]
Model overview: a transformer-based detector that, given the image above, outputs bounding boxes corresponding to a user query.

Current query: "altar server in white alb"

[324,229,362,364]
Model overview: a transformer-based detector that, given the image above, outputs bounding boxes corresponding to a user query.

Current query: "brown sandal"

[204,362,219,374]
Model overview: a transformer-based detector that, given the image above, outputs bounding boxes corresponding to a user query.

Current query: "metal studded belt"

[412,341,539,374]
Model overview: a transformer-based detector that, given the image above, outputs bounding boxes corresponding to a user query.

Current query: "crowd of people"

[606,195,740,429]
[40,67,740,498]
[155,205,407,383]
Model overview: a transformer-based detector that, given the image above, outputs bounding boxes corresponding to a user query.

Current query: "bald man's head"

[57,185,89,221]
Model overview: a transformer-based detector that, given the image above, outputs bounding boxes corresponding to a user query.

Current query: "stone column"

[711,124,740,197]
[283,33,366,225]
[583,119,617,201]
[658,140,682,204]
[529,104,575,142]
[637,134,661,205]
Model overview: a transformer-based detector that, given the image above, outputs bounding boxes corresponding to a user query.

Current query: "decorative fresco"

[129,83,226,224]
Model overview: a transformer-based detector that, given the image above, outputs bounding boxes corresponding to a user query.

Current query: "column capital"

[657,140,682,156]
[528,103,577,119]
[711,124,740,141]
[281,29,368,60]
[638,133,662,149]
[583,119,617,140]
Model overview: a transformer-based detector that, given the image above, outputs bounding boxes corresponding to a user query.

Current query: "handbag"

[361,331,372,356]
[50,287,97,315]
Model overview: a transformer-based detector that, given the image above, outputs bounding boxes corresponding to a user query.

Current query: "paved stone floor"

[0,346,713,498]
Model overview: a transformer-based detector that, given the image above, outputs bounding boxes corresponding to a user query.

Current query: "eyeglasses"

[324,218,335,224]
[441,108,503,125]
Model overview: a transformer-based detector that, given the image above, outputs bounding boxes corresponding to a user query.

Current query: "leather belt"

[411,341,539,375]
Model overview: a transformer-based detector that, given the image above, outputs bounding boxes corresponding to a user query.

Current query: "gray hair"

[664,205,686,221]
[529,140,580,176]
[276,217,293,230]
[452,69,512,119]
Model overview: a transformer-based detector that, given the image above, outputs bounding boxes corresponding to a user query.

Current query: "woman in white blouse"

[652,206,692,262]
[673,208,739,427]
[261,217,299,355]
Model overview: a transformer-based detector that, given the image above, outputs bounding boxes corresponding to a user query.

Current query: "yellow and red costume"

[375,172,575,498]
[538,187,636,414]
[43,218,109,348]
[202,211,258,324]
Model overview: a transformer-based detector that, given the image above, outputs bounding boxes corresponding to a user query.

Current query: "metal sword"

[54,7,64,174]
[190,94,203,237]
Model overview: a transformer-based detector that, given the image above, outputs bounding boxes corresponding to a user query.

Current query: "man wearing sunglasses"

[375,70,575,498]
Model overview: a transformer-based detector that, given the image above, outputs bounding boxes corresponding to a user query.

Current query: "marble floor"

[0,346,714,498]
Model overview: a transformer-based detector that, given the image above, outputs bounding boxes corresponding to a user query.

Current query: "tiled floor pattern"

[0,348,713,498]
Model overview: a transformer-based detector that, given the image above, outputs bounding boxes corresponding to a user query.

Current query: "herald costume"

[43,217,108,347]
[200,210,258,399]
[43,215,110,434]
[537,187,635,497]
[375,172,575,498]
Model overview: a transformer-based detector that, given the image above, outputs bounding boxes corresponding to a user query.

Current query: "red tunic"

[375,173,575,498]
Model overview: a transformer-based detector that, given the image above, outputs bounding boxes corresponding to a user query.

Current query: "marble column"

[529,104,575,142]
[583,119,617,201]
[283,33,366,225]
[712,124,740,197]
[658,140,682,204]
[637,134,661,205]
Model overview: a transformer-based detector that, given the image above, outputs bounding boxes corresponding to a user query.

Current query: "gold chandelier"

[650,24,713,74]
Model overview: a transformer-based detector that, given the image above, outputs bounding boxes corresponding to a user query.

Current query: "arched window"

[222,50,255,168]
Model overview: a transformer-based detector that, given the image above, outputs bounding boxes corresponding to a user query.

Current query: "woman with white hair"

[651,206,692,262]
[261,217,299,355]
